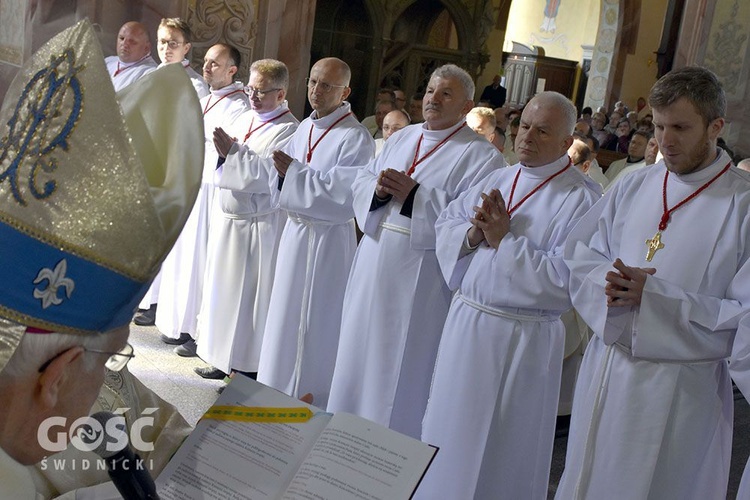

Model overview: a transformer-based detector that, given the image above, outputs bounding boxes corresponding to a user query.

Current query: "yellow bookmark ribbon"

[202,405,314,423]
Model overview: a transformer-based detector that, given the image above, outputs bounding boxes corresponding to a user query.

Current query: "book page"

[282,413,437,500]
[156,375,330,500]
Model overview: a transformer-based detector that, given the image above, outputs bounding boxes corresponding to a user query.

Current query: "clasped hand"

[605,258,656,307]
[213,127,237,158]
[375,168,418,203]
[273,150,294,177]
[468,188,510,249]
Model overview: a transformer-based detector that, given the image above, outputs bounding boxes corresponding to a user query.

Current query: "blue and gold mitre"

[0,19,203,344]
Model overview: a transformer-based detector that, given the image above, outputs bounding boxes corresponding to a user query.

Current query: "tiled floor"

[127,321,750,498]
[127,323,221,426]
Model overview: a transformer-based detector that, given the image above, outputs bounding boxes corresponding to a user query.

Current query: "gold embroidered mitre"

[0,19,204,368]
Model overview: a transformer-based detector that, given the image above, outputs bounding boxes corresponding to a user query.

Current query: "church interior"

[2,1,750,498]
[1,0,749,159]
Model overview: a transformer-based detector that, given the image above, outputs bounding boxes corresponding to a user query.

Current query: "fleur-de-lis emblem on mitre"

[33,259,75,309]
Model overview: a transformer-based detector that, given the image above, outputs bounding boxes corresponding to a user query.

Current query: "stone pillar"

[583,0,620,111]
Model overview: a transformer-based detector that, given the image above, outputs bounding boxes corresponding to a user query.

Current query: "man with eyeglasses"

[0,21,201,496]
[104,21,157,91]
[134,17,209,328]
[374,109,411,155]
[155,43,249,360]
[257,57,374,407]
[155,17,209,98]
[194,59,299,384]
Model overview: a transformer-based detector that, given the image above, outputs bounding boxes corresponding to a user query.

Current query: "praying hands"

[469,188,510,249]
[213,127,237,158]
[273,150,294,177]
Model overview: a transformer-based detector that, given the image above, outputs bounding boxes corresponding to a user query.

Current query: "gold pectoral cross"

[645,231,665,262]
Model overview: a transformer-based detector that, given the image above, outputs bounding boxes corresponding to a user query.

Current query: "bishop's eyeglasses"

[244,87,282,99]
[39,343,135,373]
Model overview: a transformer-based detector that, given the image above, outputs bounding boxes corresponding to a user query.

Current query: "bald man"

[104,21,157,91]
[257,57,374,407]
[374,109,410,155]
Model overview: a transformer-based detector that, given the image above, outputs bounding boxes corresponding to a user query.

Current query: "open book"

[156,375,437,499]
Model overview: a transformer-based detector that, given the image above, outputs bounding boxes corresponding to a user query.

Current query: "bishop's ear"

[37,347,84,410]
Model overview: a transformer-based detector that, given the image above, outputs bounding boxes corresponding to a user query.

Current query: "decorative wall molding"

[703,0,748,99]
[186,0,256,82]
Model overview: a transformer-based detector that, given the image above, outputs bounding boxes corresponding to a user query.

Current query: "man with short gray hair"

[327,64,502,439]
[466,106,497,143]
[416,91,599,499]
[194,59,299,383]
[0,20,202,496]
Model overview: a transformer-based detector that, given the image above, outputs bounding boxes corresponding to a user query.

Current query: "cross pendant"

[645,231,665,262]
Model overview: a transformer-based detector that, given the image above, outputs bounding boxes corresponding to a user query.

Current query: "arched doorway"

[310,0,379,119]
[310,0,483,119]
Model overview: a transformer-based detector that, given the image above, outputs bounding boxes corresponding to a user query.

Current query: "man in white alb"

[104,21,157,91]
[557,67,750,499]
[466,106,498,144]
[155,17,209,98]
[256,58,374,406]
[603,129,649,186]
[326,65,502,439]
[195,59,299,381]
[416,91,600,499]
[374,109,410,156]
[155,44,249,361]
[134,17,210,327]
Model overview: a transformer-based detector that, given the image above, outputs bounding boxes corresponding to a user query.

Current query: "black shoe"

[174,339,198,357]
[195,366,227,379]
[217,385,226,394]
[133,304,157,326]
[160,332,191,345]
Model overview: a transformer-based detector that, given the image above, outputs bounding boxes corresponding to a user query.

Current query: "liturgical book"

[156,375,437,499]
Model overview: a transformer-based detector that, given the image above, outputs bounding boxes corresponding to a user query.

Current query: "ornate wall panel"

[186,0,257,82]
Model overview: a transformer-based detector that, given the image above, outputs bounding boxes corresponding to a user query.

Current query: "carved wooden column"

[186,0,257,83]
[254,0,317,119]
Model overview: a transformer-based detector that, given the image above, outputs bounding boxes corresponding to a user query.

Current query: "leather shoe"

[174,339,198,357]
[133,304,157,326]
[195,366,227,379]
[160,332,191,345]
